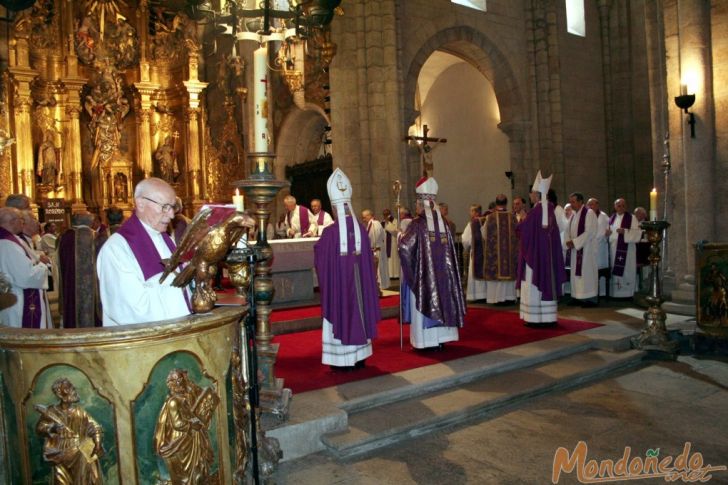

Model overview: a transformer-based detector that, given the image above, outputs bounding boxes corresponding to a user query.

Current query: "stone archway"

[273,107,328,213]
[403,25,529,198]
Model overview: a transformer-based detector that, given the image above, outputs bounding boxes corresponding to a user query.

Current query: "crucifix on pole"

[404,124,447,176]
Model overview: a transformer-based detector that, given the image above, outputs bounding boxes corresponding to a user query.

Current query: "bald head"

[586,197,600,213]
[614,198,627,215]
[134,177,177,232]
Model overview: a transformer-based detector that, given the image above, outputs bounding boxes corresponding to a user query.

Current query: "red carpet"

[272,307,602,393]
[270,295,400,323]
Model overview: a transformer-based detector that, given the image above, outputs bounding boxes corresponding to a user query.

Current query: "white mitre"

[415,176,446,234]
[326,167,361,254]
[531,170,553,227]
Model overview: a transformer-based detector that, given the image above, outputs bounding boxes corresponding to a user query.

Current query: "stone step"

[321,349,644,459]
[663,301,696,317]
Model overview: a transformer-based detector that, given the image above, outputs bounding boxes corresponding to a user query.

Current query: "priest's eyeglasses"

[141,196,175,213]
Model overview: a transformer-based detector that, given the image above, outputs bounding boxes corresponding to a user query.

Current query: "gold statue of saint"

[35,378,104,485]
[154,368,219,484]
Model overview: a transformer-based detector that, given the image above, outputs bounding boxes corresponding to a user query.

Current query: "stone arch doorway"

[274,107,329,213]
[403,25,528,228]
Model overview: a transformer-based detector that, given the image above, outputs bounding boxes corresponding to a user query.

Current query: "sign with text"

[41,198,69,230]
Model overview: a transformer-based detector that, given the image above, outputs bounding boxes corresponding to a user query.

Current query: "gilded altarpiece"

[1,0,248,216]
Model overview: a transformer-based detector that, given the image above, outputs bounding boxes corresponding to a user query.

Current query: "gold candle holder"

[234,152,291,418]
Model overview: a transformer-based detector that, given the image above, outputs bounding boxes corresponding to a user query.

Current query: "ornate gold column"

[134,83,159,179]
[183,47,208,210]
[63,34,88,212]
[7,72,37,201]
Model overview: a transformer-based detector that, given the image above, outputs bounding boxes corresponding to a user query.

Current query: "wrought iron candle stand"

[234,152,291,419]
[631,220,679,356]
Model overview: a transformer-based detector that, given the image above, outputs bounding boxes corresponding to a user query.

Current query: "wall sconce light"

[674,84,696,138]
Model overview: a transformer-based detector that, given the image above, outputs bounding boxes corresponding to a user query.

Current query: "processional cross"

[404,124,447,176]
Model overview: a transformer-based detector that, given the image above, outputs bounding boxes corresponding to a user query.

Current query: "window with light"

[566,0,586,36]
[451,0,486,12]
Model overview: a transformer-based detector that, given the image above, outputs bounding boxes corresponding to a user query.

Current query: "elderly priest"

[314,168,380,369]
[97,178,190,326]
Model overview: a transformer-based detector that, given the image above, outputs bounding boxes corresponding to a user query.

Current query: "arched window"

[451,0,486,12]
[566,0,586,37]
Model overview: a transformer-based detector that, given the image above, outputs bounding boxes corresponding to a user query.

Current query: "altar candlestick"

[253,45,270,153]
[650,188,658,221]
[233,188,245,212]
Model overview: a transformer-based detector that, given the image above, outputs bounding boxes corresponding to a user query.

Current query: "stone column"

[676,0,715,276]
[134,83,159,178]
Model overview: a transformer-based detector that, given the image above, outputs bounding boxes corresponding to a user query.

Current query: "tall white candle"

[253,45,270,153]
[650,188,658,221]
[233,188,245,212]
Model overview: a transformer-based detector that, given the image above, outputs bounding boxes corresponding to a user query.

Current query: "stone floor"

[272,303,728,484]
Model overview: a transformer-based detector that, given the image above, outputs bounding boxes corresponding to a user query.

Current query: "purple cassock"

[399,214,466,328]
[516,202,567,300]
[314,215,380,345]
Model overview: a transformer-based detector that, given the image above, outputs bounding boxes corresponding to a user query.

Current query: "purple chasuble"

[116,213,177,281]
[399,205,466,328]
[573,207,588,277]
[314,215,380,345]
[0,227,42,328]
[58,229,77,328]
[299,206,311,235]
[484,210,518,280]
[471,217,485,279]
[608,211,633,277]
[516,202,567,301]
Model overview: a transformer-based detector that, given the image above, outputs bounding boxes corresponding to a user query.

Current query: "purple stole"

[317,211,325,226]
[299,206,310,235]
[0,227,42,328]
[471,217,484,279]
[608,211,632,277]
[117,214,191,310]
[574,207,587,277]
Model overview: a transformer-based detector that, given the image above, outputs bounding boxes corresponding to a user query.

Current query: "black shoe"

[581,301,598,308]
[567,298,581,306]
[329,365,354,372]
[355,359,366,369]
[438,343,446,351]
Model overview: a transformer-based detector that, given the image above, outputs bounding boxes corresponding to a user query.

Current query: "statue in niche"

[154,368,218,484]
[154,134,180,183]
[113,172,127,202]
[37,130,60,187]
[84,62,129,170]
[35,378,104,485]
[75,14,100,65]
[150,9,199,63]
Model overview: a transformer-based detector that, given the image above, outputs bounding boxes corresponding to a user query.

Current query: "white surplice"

[321,318,373,366]
[97,221,190,326]
[594,210,610,296]
[520,265,558,323]
[285,205,318,238]
[566,206,598,300]
[0,236,51,328]
[314,210,334,235]
[461,221,487,301]
[608,212,642,298]
[367,219,390,290]
[406,288,459,349]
